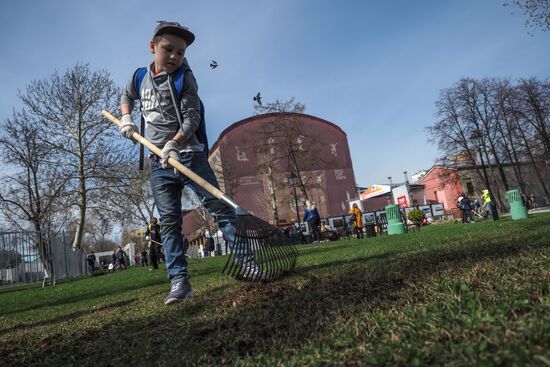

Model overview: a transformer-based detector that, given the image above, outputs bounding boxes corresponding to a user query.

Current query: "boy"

[119,21,262,305]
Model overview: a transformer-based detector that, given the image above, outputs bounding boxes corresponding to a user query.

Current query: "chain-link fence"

[0,231,89,288]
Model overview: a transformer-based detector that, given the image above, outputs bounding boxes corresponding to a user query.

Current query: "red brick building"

[207,112,357,225]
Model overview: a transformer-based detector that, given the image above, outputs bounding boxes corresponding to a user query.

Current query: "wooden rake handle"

[101,110,238,210]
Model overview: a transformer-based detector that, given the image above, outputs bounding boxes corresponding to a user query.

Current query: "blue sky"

[0,0,548,187]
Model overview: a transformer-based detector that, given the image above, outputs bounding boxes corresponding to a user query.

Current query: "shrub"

[408,208,426,227]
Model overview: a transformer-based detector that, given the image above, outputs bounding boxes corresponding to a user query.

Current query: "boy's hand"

[161,140,180,169]
[120,114,138,139]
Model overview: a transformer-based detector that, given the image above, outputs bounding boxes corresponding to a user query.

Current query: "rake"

[102,110,298,281]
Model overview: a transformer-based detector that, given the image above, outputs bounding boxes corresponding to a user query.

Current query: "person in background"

[459,193,475,224]
[116,246,127,270]
[111,250,117,269]
[521,192,530,209]
[204,229,214,257]
[530,193,537,209]
[320,221,338,242]
[87,251,96,273]
[482,189,499,221]
[145,217,162,270]
[140,249,148,267]
[348,203,364,239]
[304,200,321,244]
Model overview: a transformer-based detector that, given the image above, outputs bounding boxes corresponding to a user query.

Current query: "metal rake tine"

[267,228,286,278]
[237,228,254,280]
[249,224,273,280]
[227,234,246,278]
[252,227,272,281]
[233,233,248,278]
[272,233,292,275]
[254,231,271,281]
[243,230,257,280]
[221,239,234,275]
[271,233,287,277]
[263,233,278,279]
[285,238,298,269]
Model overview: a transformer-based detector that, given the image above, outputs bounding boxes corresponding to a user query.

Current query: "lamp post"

[289,172,300,224]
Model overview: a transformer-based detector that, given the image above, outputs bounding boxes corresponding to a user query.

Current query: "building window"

[434,191,439,202]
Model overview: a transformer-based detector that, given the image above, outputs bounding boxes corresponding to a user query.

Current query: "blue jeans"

[149,151,236,280]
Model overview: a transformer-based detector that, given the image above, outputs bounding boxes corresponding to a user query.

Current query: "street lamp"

[289,172,300,223]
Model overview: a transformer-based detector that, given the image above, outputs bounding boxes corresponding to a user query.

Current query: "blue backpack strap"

[172,64,186,97]
[173,64,209,153]
[132,67,148,99]
[196,99,209,152]
[132,67,147,171]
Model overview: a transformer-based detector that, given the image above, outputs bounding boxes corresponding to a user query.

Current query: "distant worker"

[115,246,127,270]
[348,203,364,239]
[304,200,321,244]
[458,193,474,224]
[87,251,96,273]
[530,193,537,209]
[145,217,162,270]
[482,189,499,221]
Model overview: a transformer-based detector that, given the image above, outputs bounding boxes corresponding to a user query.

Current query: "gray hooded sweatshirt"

[120,58,204,152]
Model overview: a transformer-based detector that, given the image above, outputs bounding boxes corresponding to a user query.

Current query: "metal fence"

[0,231,89,288]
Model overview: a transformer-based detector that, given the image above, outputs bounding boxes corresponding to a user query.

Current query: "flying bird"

[210,60,218,69]
[253,92,262,106]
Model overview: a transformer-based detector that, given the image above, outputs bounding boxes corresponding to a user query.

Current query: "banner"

[360,184,391,200]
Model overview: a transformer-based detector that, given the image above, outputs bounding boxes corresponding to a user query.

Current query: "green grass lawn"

[1,214,549,366]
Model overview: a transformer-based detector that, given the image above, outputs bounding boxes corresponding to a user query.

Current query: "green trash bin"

[506,189,528,220]
[385,204,406,235]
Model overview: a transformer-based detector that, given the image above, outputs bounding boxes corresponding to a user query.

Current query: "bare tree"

[18,64,121,249]
[506,79,550,200]
[210,144,239,197]
[180,186,216,236]
[516,78,550,155]
[459,78,511,192]
[428,76,550,207]
[82,207,117,252]
[102,161,156,229]
[504,0,550,32]
[251,98,333,222]
[0,111,70,274]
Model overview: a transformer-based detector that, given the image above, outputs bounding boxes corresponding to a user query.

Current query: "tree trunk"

[72,138,87,250]
[516,115,550,202]
[266,164,279,225]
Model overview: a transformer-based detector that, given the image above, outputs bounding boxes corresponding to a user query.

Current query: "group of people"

[457,193,477,223]
[457,189,499,223]
[302,200,365,243]
[111,246,128,270]
[85,247,128,273]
